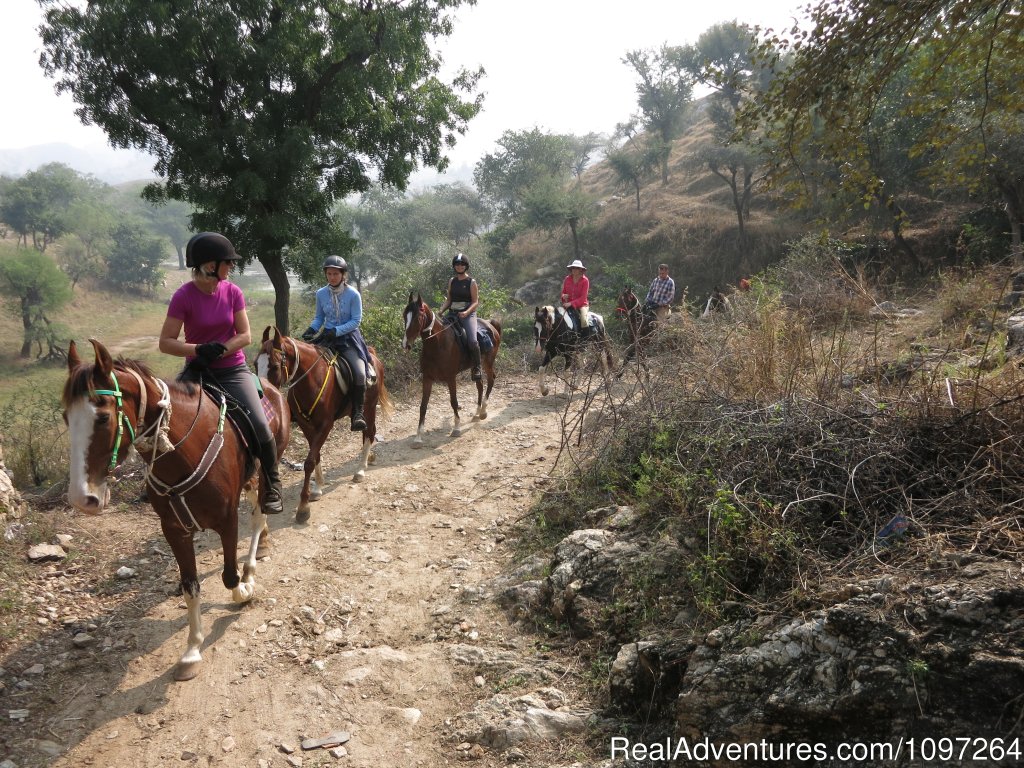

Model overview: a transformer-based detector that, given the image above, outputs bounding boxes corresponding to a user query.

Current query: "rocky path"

[4,373,605,768]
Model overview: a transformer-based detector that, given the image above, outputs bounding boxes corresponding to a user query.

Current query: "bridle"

[93,371,137,470]
[409,303,449,344]
[265,337,335,419]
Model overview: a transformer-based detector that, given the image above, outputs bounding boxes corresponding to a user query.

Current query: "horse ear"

[67,340,80,372]
[88,338,113,376]
[261,325,272,343]
[416,292,423,305]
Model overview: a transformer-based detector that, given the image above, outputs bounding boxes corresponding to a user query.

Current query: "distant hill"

[0,142,157,184]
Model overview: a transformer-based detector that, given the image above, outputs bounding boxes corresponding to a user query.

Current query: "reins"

[277,338,336,420]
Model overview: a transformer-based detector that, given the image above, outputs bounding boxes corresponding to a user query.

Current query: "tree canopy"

[749,0,1024,262]
[0,243,72,358]
[39,0,483,332]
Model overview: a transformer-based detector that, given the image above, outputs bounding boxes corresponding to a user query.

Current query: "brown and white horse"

[401,293,501,446]
[62,339,289,681]
[255,326,390,522]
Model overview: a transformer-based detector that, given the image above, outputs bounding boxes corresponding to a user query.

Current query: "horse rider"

[438,252,482,381]
[300,255,371,431]
[644,263,676,322]
[561,259,592,339]
[158,232,284,514]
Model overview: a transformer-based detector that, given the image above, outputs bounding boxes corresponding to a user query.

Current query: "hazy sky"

[2,0,806,179]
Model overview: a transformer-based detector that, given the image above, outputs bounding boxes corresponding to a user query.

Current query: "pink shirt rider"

[166,280,247,369]
[561,274,590,309]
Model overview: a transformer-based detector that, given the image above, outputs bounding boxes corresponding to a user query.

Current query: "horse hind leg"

[413,379,434,447]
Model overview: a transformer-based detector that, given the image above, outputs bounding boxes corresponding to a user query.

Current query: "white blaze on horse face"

[255,352,269,379]
[66,398,107,513]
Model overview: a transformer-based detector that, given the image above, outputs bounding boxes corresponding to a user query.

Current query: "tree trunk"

[876,191,923,272]
[567,217,580,259]
[634,180,641,212]
[259,250,292,335]
[176,245,185,270]
[20,297,32,358]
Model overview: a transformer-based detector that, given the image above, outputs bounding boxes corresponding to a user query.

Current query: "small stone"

[280,742,297,754]
[72,633,95,648]
[328,746,348,758]
[115,566,137,579]
[474,675,485,688]
[24,664,44,675]
[181,750,197,761]
[221,736,236,752]
[27,544,66,562]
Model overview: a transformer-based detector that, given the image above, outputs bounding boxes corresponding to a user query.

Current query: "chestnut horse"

[533,305,614,396]
[62,339,289,681]
[401,293,501,446]
[255,326,391,522]
[615,286,658,367]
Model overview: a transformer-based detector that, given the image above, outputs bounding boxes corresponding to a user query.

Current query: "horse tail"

[369,350,395,420]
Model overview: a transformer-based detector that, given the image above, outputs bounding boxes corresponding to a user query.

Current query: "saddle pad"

[261,392,277,424]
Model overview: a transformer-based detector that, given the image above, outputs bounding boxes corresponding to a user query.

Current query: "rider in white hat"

[561,259,591,338]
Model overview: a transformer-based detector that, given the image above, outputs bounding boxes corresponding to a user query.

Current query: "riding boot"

[350,385,367,432]
[258,439,284,514]
[470,347,483,381]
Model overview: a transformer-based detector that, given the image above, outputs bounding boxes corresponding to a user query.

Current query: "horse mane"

[62,356,159,407]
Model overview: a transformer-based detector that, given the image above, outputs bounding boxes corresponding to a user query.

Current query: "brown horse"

[255,326,391,522]
[62,339,289,681]
[401,292,501,446]
[615,286,658,367]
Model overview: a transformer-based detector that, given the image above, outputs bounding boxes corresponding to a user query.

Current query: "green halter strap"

[93,371,137,470]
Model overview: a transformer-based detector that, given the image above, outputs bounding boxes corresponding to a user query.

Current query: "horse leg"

[217,506,251,605]
[413,378,434,447]
[471,376,485,422]
[242,508,267,584]
[313,460,324,496]
[449,379,463,437]
[539,351,553,396]
[161,520,204,682]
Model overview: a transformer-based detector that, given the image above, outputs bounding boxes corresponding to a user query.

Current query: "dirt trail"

[33,373,584,768]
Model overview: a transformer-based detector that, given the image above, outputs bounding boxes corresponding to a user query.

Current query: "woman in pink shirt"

[561,259,592,338]
[158,232,283,514]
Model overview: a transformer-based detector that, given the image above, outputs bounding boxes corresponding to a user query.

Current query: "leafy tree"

[622,45,694,185]
[607,120,661,212]
[105,222,165,293]
[0,243,73,358]
[40,0,483,333]
[473,128,577,221]
[58,235,106,290]
[0,163,87,252]
[521,176,595,260]
[748,0,1024,263]
[407,183,490,249]
[676,22,772,245]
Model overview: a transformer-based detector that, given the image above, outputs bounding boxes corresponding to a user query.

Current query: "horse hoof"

[540,388,549,397]
[174,661,201,682]
[296,507,311,524]
[352,471,365,483]
[412,439,424,449]
[451,428,463,438]
[309,488,323,501]
[255,543,271,560]
[368,453,377,465]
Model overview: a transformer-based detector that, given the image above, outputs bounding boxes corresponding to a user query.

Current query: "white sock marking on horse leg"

[180,591,204,666]
[354,439,371,482]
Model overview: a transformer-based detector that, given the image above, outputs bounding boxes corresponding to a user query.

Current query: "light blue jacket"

[311,284,362,337]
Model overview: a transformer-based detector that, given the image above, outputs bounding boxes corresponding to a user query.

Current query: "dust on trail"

[42,372,587,768]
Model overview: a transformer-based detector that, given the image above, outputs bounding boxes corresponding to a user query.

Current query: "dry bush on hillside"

[541,267,1024,618]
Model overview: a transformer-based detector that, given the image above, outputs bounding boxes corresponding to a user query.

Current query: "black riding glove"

[301,326,318,342]
[195,342,228,363]
[185,355,209,374]
[319,326,337,341]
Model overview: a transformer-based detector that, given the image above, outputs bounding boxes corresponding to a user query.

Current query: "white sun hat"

[565,259,587,270]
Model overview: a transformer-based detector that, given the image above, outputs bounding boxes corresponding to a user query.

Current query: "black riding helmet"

[452,253,469,270]
[322,254,347,272]
[185,232,240,269]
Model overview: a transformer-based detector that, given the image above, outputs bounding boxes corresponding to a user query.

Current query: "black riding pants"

[184,363,274,445]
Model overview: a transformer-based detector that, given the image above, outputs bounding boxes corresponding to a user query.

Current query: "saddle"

[320,349,377,399]
[199,377,279,479]
[447,314,496,353]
